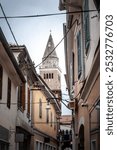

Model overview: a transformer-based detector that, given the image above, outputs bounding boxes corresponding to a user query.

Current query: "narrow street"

[0,0,100,150]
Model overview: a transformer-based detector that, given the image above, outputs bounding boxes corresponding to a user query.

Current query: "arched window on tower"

[49,73,51,79]
[52,73,54,79]
[46,74,48,79]
[44,74,46,79]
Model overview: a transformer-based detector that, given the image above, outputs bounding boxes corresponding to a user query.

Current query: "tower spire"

[42,33,58,60]
[39,33,62,105]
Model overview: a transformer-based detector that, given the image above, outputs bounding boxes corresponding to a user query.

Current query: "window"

[49,73,51,79]
[84,0,90,54]
[0,64,3,100]
[54,116,56,130]
[46,74,48,79]
[18,83,25,111]
[77,31,82,79]
[46,109,49,123]
[27,88,30,117]
[0,141,9,150]
[39,99,42,118]
[50,112,52,127]
[36,141,38,150]
[44,74,46,79]
[7,78,11,109]
[52,73,53,79]
[91,140,96,150]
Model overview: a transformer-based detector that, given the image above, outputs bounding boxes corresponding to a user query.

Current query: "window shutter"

[39,99,42,118]
[50,112,52,127]
[7,78,11,109]
[21,83,25,110]
[77,31,82,79]
[84,0,90,54]
[46,109,49,123]
[18,86,21,108]
[27,88,30,116]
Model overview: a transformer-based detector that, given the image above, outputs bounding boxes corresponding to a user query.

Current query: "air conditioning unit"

[68,100,75,110]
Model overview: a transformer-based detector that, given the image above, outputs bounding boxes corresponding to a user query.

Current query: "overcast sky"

[0,0,71,115]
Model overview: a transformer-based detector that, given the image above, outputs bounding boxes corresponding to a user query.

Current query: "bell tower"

[39,33,62,101]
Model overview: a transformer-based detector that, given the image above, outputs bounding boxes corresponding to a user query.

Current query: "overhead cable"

[0,3,19,46]
[35,19,79,68]
[0,9,100,19]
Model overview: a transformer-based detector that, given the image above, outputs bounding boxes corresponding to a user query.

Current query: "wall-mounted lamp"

[81,102,88,107]
[81,101,100,110]
[95,104,100,110]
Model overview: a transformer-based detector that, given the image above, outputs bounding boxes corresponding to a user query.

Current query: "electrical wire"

[32,120,72,124]
[0,3,99,104]
[35,19,79,68]
[0,3,19,46]
[0,98,69,105]
[0,9,100,19]
[0,3,99,69]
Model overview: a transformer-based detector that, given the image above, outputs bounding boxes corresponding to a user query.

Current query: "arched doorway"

[78,125,84,150]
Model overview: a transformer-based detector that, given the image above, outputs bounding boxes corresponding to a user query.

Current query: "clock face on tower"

[48,42,51,47]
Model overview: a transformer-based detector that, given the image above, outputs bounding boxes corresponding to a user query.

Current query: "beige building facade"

[32,75,61,150]
[59,0,100,149]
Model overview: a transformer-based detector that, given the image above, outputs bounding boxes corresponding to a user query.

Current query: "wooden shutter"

[17,86,21,109]
[21,83,25,111]
[50,112,52,127]
[7,78,11,109]
[39,99,42,118]
[46,109,49,123]
[27,88,30,117]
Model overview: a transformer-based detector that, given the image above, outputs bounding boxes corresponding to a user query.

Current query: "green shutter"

[77,31,82,79]
[84,0,90,54]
